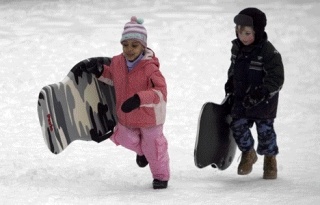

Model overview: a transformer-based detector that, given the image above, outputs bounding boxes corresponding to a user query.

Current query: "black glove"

[121,94,141,113]
[243,86,269,108]
[224,76,234,96]
[82,58,104,78]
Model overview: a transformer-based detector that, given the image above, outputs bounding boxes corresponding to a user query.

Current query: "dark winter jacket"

[227,33,284,119]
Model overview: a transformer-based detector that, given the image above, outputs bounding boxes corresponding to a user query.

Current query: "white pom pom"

[136,18,144,24]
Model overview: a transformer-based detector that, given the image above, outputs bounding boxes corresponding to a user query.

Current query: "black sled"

[194,95,237,170]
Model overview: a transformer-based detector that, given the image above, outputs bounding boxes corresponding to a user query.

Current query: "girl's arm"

[138,68,167,106]
[98,64,114,86]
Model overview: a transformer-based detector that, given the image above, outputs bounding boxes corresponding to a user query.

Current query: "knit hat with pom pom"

[120,16,147,47]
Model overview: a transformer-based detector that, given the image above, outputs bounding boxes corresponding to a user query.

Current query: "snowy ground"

[1,0,320,204]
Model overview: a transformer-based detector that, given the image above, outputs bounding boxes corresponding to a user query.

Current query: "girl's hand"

[121,94,141,113]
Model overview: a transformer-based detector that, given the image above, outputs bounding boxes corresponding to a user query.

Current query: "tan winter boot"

[238,149,258,175]
[263,155,277,179]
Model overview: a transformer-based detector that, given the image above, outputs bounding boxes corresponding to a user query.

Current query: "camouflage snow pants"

[230,118,279,156]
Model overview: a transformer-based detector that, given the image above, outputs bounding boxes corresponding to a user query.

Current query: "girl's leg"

[110,123,143,156]
[140,125,170,181]
[256,119,279,156]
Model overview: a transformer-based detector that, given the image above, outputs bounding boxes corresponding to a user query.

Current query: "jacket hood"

[234,8,267,44]
[141,47,160,68]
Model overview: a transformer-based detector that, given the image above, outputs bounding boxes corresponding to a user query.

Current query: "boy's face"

[236,25,255,46]
[122,40,145,61]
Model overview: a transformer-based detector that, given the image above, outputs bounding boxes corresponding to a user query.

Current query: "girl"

[86,16,170,189]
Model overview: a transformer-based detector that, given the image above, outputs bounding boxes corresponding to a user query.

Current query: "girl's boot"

[136,154,148,168]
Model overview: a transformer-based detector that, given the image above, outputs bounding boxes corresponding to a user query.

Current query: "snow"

[1,0,320,204]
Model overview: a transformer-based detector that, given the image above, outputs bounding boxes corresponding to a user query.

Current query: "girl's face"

[122,40,145,61]
[236,26,255,46]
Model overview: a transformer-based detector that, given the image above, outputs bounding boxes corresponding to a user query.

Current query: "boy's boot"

[136,155,148,168]
[263,155,277,179]
[238,149,258,175]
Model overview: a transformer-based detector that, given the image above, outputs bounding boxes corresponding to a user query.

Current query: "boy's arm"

[224,64,234,95]
[242,44,284,108]
[262,44,284,96]
[225,47,236,95]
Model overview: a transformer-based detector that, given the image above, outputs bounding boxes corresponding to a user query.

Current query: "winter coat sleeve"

[137,65,167,106]
[262,43,284,95]
[227,42,238,79]
[98,64,114,86]
[227,62,234,79]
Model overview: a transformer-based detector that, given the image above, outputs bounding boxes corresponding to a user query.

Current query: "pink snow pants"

[110,123,170,181]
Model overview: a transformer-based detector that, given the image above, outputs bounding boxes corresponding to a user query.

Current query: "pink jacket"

[98,48,167,128]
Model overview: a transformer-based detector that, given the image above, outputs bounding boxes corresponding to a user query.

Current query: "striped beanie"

[120,16,147,47]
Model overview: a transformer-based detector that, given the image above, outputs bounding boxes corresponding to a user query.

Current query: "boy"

[225,8,284,179]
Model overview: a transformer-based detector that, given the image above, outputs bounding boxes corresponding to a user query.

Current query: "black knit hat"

[234,8,267,43]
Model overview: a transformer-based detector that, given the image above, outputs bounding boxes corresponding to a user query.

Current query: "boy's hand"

[121,94,141,113]
[243,86,268,108]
